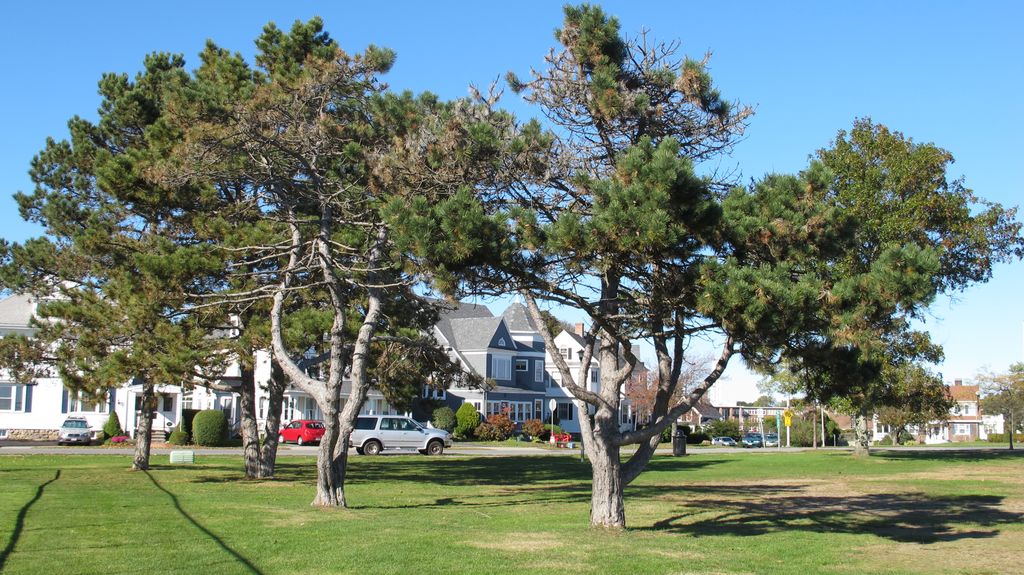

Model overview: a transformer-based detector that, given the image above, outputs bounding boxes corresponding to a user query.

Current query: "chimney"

[954,379,962,387]
[574,323,585,336]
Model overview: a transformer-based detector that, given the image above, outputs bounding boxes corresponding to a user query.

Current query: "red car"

[278,420,325,446]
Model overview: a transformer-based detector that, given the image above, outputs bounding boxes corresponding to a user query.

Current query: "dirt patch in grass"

[467,533,565,552]
[849,532,1024,574]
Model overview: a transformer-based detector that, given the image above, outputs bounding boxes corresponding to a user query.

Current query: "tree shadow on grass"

[872,449,1024,464]
[144,471,264,575]
[0,469,60,571]
[638,483,1022,544]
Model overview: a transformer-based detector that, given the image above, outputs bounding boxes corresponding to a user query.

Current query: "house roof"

[500,302,538,332]
[0,293,35,329]
[433,301,494,347]
[446,317,507,351]
[949,384,980,401]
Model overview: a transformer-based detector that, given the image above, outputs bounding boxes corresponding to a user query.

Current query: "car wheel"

[363,440,382,456]
[297,436,305,446]
[278,434,285,444]
[426,440,443,456]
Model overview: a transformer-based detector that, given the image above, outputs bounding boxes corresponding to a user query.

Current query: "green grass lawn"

[2,450,1022,575]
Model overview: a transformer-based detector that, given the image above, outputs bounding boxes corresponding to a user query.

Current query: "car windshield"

[63,420,88,428]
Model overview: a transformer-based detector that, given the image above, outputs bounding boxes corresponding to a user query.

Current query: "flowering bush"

[110,435,130,443]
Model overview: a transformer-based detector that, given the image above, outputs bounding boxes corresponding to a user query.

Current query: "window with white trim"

[70,391,107,414]
[0,383,22,412]
[560,347,573,360]
[486,400,532,422]
[953,423,971,435]
[515,359,529,372]
[535,360,544,383]
[422,385,447,400]
[957,402,975,416]
[492,356,512,380]
[590,368,600,386]
[556,402,574,421]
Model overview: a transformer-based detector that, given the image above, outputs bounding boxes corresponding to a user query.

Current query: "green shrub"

[167,423,189,445]
[431,406,456,433]
[878,434,894,446]
[986,433,1024,443]
[522,418,545,439]
[192,410,227,446]
[704,418,741,440]
[102,412,123,440]
[454,403,481,439]
[539,423,563,442]
[660,426,672,442]
[687,432,710,445]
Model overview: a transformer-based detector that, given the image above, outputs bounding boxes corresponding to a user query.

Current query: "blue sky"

[1,2,1021,400]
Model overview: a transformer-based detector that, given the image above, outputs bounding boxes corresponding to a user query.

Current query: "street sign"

[548,398,557,412]
[783,409,793,427]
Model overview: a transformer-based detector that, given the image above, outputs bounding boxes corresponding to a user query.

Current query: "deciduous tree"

[979,363,1024,450]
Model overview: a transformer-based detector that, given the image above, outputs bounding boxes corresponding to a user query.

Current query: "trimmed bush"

[985,433,1024,443]
[431,406,456,433]
[167,423,189,445]
[474,414,515,441]
[102,412,123,440]
[192,409,228,447]
[687,432,710,445]
[538,423,563,442]
[522,418,545,439]
[454,403,481,439]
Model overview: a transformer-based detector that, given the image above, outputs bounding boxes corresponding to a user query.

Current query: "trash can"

[672,428,687,456]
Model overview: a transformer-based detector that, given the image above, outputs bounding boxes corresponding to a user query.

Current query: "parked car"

[350,415,452,455]
[58,417,93,445]
[764,433,780,447]
[278,420,325,446]
[741,433,764,448]
[712,436,737,447]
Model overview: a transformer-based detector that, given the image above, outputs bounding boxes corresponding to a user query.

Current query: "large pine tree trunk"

[586,426,626,528]
[132,381,155,471]
[257,360,286,479]
[238,366,261,479]
[853,412,871,457]
[311,382,345,507]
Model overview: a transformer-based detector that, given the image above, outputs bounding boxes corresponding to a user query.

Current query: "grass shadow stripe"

[144,471,264,575]
[0,469,61,571]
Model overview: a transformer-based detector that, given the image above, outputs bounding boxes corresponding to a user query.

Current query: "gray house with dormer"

[431,301,549,425]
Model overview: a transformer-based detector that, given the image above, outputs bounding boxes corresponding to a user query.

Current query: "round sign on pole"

[548,398,557,412]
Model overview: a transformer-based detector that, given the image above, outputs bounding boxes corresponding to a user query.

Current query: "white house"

[545,323,635,434]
